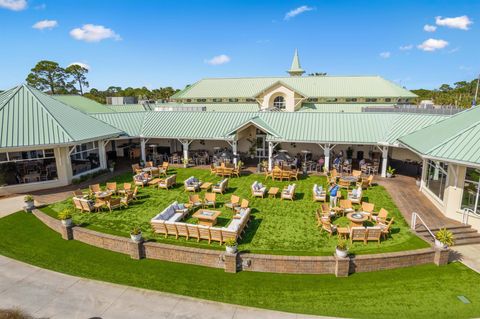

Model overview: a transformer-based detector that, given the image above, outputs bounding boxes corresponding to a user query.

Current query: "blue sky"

[0,0,478,91]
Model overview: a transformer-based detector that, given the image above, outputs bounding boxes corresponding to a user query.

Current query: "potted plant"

[24,195,34,210]
[225,238,238,254]
[335,239,349,258]
[386,166,396,178]
[58,209,73,227]
[130,226,143,243]
[435,228,454,248]
[108,161,116,173]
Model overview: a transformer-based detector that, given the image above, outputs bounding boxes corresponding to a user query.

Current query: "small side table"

[200,182,213,191]
[268,187,279,198]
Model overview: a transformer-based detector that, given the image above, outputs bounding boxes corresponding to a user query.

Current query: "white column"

[433,162,440,181]
[140,137,146,163]
[98,140,107,169]
[268,141,273,171]
[420,158,428,191]
[182,141,190,163]
[381,146,388,178]
[324,145,331,172]
[232,140,238,166]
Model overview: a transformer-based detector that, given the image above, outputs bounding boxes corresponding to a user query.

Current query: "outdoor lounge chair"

[251,181,267,198]
[210,163,217,175]
[145,161,154,168]
[361,202,375,219]
[234,199,249,213]
[365,227,382,244]
[350,227,367,244]
[133,173,151,187]
[347,186,362,204]
[158,174,176,190]
[132,186,139,200]
[72,189,84,198]
[373,208,389,223]
[118,183,132,195]
[203,193,216,208]
[189,194,203,208]
[352,170,362,178]
[357,175,373,189]
[131,163,140,173]
[379,217,394,239]
[281,184,296,201]
[339,199,355,215]
[338,179,351,189]
[106,182,117,194]
[184,176,201,192]
[89,184,101,194]
[316,209,330,227]
[313,184,327,202]
[225,195,240,211]
[120,192,133,207]
[80,199,95,212]
[106,198,122,212]
[212,178,228,194]
[158,162,169,176]
[320,220,337,236]
[72,197,83,211]
[233,164,242,178]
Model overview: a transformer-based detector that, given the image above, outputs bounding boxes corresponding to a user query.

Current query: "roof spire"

[287,49,305,77]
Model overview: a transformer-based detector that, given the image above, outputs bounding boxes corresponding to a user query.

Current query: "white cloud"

[70,24,121,42]
[284,5,314,20]
[0,0,27,11]
[205,54,231,65]
[379,51,391,58]
[32,20,58,30]
[423,24,437,32]
[399,44,413,51]
[435,15,473,30]
[68,62,90,70]
[417,38,449,51]
[34,3,46,10]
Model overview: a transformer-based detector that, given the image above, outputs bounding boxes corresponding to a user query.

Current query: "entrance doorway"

[256,134,267,158]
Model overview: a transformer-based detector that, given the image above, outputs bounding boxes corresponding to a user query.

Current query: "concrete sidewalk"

[452,244,480,274]
[0,195,25,218]
[0,255,337,319]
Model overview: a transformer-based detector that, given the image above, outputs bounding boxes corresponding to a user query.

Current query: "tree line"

[25,60,181,104]
[411,77,479,108]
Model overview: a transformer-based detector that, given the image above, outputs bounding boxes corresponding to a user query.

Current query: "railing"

[461,208,480,225]
[411,212,436,240]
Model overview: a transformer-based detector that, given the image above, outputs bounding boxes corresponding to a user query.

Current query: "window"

[307,98,318,102]
[385,98,392,102]
[186,99,192,103]
[462,168,480,214]
[346,98,358,102]
[326,98,338,102]
[212,98,223,102]
[366,98,378,102]
[0,149,57,185]
[70,142,100,176]
[196,98,206,102]
[273,96,286,109]
[424,160,448,201]
[228,98,239,102]
[246,98,256,102]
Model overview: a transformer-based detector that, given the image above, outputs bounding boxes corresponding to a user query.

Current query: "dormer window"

[229,98,239,102]
[273,96,286,109]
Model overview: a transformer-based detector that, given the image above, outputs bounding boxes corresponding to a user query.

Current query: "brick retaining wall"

[238,253,336,274]
[31,209,449,276]
[143,242,224,269]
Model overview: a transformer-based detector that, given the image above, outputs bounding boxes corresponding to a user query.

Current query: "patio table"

[193,209,221,227]
[347,212,368,227]
[268,187,279,198]
[200,182,213,190]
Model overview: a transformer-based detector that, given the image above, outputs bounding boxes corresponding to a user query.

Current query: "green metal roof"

[299,103,396,113]
[0,85,122,148]
[105,104,147,112]
[52,95,112,113]
[173,76,417,99]
[157,103,260,112]
[399,107,480,166]
[92,110,448,146]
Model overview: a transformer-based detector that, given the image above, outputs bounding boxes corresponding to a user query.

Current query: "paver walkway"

[0,195,25,217]
[0,255,336,319]
[376,175,462,229]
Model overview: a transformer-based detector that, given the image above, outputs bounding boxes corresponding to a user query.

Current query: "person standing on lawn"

[329,182,340,208]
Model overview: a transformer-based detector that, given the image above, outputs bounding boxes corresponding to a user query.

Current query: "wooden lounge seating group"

[212,178,228,194]
[184,176,202,192]
[251,181,267,198]
[151,201,251,244]
[312,184,327,202]
[281,184,296,201]
[158,174,176,190]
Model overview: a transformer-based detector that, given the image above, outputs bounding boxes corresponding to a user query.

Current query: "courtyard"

[40,167,428,256]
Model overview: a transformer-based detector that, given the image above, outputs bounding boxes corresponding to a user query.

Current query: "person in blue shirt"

[328,182,340,208]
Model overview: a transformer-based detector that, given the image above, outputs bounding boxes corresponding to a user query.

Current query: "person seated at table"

[292,156,298,168]
[318,157,325,171]
[359,158,366,167]
[328,182,340,208]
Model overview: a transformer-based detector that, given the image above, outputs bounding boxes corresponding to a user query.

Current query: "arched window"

[273,96,286,109]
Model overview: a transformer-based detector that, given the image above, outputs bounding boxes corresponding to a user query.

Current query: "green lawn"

[1,212,479,319]
[42,168,428,255]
